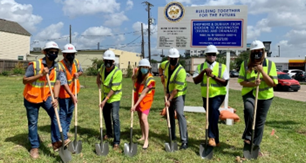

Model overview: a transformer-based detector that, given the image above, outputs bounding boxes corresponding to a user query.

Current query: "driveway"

[186,77,305,102]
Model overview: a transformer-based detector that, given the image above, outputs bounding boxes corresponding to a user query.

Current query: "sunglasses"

[47,51,59,55]
[206,53,216,56]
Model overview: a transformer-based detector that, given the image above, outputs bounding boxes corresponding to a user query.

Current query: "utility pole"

[141,23,145,58]
[142,1,153,61]
[98,42,100,50]
[278,45,280,57]
[69,25,72,43]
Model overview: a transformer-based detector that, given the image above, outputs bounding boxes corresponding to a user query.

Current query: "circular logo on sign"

[164,2,185,22]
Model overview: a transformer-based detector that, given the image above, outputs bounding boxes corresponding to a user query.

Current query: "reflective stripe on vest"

[199,62,226,98]
[100,66,122,93]
[31,60,59,88]
[244,59,273,92]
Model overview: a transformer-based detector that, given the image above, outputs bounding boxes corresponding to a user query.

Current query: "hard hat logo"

[68,47,73,50]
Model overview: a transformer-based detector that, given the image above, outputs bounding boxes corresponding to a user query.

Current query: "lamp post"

[278,45,280,57]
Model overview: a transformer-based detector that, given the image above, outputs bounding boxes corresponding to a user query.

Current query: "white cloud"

[0,0,42,33]
[104,12,129,26]
[126,0,133,10]
[59,0,120,17]
[166,0,192,4]
[35,22,64,40]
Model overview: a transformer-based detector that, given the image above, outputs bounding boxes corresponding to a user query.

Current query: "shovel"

[68,79,82,154]
[199,77,213,159]
[46,74,72,163]
[243,72,260,160]
[124,89,137,157]
[95,88,109,156]
[164,87,178,152]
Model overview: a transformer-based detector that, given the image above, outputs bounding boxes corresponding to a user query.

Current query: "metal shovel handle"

[46,74,63,133]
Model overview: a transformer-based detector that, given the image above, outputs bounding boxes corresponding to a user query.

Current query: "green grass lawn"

[0,75,305,163]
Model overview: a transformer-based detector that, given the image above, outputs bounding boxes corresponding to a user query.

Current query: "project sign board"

[157,2,248,50]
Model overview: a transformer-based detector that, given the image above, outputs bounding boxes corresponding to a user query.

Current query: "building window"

[18,56,24,60]
[135,62,137,66]
[128,61,130,65]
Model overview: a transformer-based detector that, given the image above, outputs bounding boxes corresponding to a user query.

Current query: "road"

[186,77,306,102]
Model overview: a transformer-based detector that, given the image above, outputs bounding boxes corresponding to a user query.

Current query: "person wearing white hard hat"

[131,59,155,150]
[193,45,229,147]
[22,41,64,158]
[57,43,83,145]
[96,49,123,150]
[238,40,278,157]
[158,47,188,150]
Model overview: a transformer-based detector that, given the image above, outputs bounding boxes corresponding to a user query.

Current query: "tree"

[234,51,250,71]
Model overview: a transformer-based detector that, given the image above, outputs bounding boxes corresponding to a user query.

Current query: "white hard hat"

[168,48,180,58]
[103,50,116,61]
[43,41,59,50]
[138,59,151,67]
[62,44,77,53]
[250,40,265,51]
[204,45,219,54]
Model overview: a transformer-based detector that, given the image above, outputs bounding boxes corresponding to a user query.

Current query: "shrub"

[12,62,25,75]
[85,58,104,76]
[1,71,10,76]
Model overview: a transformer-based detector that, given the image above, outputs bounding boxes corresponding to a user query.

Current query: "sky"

[1,0,306,61]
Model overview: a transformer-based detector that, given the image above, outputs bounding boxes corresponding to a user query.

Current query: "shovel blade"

[243,143,259,160]
[199,143,213,159]
[95,142,109,156]
[123,142,138,157]
[165,142,178,152]
[68,140,82,154]
[59,146,72,163]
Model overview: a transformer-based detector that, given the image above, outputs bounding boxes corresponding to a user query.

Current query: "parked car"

[230,70,239,77]
[293,71,306,82]
[274,72,300,92]
[282,69,304,78]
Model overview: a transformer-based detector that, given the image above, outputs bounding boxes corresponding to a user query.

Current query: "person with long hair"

[131,59,155,150]
[238,40,278,157]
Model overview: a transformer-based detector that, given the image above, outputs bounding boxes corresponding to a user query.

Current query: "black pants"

[242,92,273,146]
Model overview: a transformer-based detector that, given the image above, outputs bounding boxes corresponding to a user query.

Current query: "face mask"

[46,51,58,61]
[66,54,75,63]
[170,58,178,66]
[140,68,149,74]
[251,51,263,60]
[104,60,113,68]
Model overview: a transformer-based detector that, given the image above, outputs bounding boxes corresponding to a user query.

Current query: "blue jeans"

[103,101,120,145]
[202,95,225,144]
[24,97,61,148]
[59,98,75,140]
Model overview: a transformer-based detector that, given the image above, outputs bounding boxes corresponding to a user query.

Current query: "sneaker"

[180,143,188,150]
[208,138,216,147]
[30,148,39,159]
[52,141,63,152]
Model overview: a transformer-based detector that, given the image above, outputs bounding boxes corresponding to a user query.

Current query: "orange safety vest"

[23,59,60,103]
[59,59,80,99]
[133,73,155,111]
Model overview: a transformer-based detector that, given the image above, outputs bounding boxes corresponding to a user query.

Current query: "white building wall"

[0,31,30,60]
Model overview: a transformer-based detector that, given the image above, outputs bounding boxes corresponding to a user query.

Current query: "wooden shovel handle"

[131,88,134,128]
[74,79,78,126]
[99,88,103,128]
[206,77,210,130]
[252,73,261,130]
[46,74,63,132]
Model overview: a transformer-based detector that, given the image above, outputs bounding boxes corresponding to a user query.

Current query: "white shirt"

[193,61,230,80]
